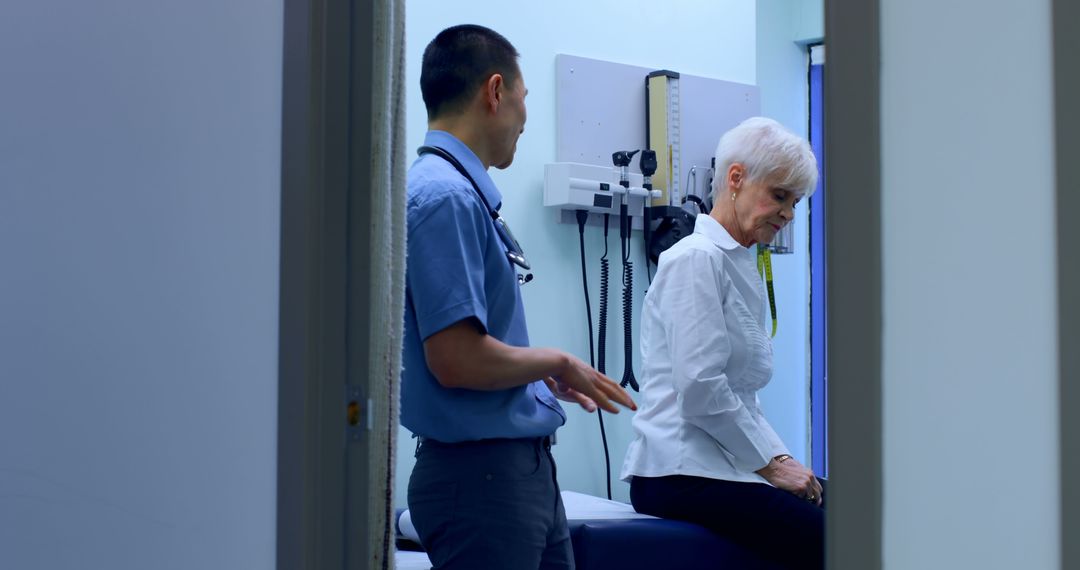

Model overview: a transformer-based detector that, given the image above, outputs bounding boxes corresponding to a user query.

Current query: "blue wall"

[755,0,824,468]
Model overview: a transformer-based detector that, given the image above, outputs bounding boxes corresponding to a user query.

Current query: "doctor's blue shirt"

[401,131,565,442]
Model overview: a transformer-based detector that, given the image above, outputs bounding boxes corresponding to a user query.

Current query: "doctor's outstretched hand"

[544,377,598,412]
[547,355,636,414]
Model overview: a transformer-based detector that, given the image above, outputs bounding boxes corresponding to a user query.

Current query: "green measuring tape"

[756,245,778,337]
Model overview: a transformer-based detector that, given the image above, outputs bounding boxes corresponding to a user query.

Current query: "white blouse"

[621,214,789,486]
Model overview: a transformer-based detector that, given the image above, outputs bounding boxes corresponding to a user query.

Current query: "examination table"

[395,490,781,569]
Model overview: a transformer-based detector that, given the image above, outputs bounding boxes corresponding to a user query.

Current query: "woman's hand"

[756,456,823,506]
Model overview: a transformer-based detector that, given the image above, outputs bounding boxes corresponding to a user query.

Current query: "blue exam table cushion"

[396,490,779,569]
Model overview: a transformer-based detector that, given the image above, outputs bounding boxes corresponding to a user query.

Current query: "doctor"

[401,24,636,570]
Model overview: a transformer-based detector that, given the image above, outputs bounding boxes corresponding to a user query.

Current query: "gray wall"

[880,0,1059,567]
[0,2,283,568]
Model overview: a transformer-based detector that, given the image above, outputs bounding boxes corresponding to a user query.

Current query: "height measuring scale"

[647,70,777,337]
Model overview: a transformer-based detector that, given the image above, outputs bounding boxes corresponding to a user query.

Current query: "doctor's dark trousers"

[408,436,574,570]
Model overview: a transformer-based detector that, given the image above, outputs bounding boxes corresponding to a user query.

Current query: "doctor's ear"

[483,73,505,112]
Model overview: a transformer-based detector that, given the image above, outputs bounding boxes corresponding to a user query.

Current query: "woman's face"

[734,172,801,247]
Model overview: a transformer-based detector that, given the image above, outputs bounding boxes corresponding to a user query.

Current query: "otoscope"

[612,150,639,392]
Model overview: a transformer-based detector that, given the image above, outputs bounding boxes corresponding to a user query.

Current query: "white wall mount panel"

[555,53,760,208]
[543,162,664,230]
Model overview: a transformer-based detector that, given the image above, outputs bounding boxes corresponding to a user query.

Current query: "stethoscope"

[417,146,533,284]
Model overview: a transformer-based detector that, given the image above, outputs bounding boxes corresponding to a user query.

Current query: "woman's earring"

[731,192,737,201]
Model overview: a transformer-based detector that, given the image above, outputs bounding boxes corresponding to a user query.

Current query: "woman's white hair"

[712,116,819,202]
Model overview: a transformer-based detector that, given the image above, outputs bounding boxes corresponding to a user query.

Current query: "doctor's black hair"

[420,24,520,120]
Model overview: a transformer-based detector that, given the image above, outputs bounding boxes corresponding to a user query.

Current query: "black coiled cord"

[577,210,613,500]
[620,215,639,392]
[598,216,610,376]
[620,261,638,391]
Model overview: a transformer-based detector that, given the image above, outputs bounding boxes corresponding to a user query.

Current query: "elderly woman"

[620,117,823,569]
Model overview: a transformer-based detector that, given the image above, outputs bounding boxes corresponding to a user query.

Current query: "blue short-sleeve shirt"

[401,131,565,442]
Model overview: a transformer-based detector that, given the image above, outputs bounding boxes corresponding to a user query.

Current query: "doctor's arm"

[424,318,636,414]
